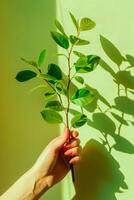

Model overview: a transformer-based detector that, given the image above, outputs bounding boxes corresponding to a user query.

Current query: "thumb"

[53,127,70,151]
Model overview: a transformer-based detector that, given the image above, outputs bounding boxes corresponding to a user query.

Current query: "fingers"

[65,138,80,149]
[63,130,82,165]
[69,156,81,165]
[52,127,70,151]
[70,130,79,138]
[65,145,82,165]
[64,146,82,157]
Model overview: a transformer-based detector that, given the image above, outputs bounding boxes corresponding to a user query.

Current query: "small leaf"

[75,76,84,84]
[45,100,63,111]
[30,84,47,92]
[75,55,100,73]
[70,35,90,46]
[69,12,79,32]
[55,81,67,95]
[41,109,63,123]
[56,53,67,58]
[71,114,87,128]
[21,57,38,67]
[47,64,62,80]
[71,88,94,106]
[113,135,134,154]
[38,49,46,67]
[80,17,96,31]
[87,55,100,70]
[69,108,81,116]
[100,35,124,66]
[51,31,69,49]
[16,70,37,82]
[73,51,86,57]
[55,19,67,37]
[44,92,56,99]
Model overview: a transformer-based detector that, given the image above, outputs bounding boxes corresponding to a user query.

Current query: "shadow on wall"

[69,36,134,199]
[72,139,128,200]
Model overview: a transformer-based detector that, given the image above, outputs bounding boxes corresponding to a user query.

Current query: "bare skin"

[0,127,81,200]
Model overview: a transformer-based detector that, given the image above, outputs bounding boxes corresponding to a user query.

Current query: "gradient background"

[0,0,61,199]
[0,0,134,200]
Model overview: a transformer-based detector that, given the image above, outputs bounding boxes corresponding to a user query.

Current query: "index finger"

[70,130,79,138]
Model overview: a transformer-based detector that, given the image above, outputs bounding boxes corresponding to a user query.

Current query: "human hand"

[33,127,82,188]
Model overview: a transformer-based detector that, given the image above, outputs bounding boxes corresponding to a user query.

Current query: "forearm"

[0,167,49,200]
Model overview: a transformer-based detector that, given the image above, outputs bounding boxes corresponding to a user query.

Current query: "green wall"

[57,0,134,200]
[0,0,61,199]
[0,0,134,200]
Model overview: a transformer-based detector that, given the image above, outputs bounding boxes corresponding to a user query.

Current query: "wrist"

[30,166,49,199]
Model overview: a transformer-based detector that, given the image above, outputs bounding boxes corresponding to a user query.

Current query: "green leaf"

[71,88,94,106]
[100,35,124,66]
[51,31,69,49]
[16,70,37,82]
[47,64,62,80]
[41,109,63,124]
[71,114,87,128]
[80,17,96,31]
[21,57,38,67]
[69,108,81,116]
[75,76,84,84]
[113,135,134,154]
[69,12,79,32]
[30,84,47,92]
[70,35,90,46]
[87,55,100,70]
[73,51,86,57]
[38,49,46,67]
[45,100,63,111]
[44,92,56,99]
[55,19,67,37]
[75,55,100,73]
[42,74,58,82]
[55,81,67,95]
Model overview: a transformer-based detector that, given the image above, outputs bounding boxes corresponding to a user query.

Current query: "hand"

[33,127,82,188]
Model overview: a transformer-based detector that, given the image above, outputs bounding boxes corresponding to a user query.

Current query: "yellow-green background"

[0,0,134,200]
[0,0,61,199]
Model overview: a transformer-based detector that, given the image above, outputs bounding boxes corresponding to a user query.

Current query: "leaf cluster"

[15,12,100,128]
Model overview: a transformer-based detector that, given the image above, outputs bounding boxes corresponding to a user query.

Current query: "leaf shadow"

[71,139,128,200]
[87,112,116,136]
[113,96,134,116]
[84,84,111,113]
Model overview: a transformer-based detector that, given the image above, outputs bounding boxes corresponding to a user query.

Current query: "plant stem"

[66,45,73,124]
[66,43,76,182]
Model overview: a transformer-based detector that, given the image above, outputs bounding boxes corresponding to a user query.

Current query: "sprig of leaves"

[15,12,100,129]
